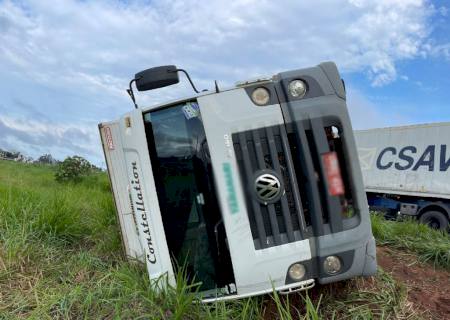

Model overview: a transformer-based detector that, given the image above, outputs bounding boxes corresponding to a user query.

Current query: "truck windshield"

[143,102,233,292]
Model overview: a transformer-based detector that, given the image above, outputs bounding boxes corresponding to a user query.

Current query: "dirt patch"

[262,246,450,319]
[377,246,450,320]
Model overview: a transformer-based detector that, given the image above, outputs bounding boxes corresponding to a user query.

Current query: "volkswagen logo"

[254,173,282,203]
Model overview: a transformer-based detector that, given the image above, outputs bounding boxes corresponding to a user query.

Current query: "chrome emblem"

[254,173,282,203]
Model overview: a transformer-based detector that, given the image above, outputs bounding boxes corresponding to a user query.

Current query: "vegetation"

[0,161,447,319]
[36,153,57,165]
[54,156,97,183]
[371,213,450,270]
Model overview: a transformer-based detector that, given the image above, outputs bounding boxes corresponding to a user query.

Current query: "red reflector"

[322,152,345,196]
[104,126,115,150]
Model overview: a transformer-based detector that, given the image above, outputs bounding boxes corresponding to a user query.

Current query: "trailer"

[355,123,450,230]
[99,62,376,301]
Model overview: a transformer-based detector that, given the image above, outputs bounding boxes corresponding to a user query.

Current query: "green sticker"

[222,162,239,214]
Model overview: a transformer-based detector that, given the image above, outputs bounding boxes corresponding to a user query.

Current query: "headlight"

[288,80,307,98]
[323,256,342,275]
[288,263,306,280]
[251,87,270,105]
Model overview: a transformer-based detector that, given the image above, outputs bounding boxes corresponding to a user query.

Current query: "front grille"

[233,118,354,250]
[233,125,307,249]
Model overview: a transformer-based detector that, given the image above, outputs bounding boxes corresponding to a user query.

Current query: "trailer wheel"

[419,211,449,231]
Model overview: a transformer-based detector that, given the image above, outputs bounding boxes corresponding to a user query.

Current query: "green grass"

[0,161,445,319]
[0,161,265,319]
[317,270,412,319]
[371,213,450,270]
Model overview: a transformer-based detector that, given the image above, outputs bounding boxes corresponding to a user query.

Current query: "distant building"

[0,149,33,163]
[0,149,18,161]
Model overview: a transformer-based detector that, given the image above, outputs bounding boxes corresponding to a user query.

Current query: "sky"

[0,0,449,166]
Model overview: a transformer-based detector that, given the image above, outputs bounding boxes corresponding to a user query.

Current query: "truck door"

[99,109,175,285]
[142,103,235,291]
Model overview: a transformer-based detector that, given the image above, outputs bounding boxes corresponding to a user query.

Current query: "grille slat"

[251,129,266,169]
[237,132,268,249]
[278,125,308,235]
[265,126,295,242]
[251,129,281,246]
[290,121,325,236]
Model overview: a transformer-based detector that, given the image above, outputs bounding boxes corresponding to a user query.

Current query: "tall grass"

[0,162,266,319]
[0,161,439,319]
[371,213,450,270]
[320,270,413,319]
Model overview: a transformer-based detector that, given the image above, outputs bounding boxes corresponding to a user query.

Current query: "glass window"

[143,102,220,291]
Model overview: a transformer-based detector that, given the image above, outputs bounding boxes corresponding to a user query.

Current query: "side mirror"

[135,65,179,91]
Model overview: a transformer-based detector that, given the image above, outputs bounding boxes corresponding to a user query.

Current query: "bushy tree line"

[36,153,57,164]
[0,149,56,164]
[0,148,100,183]
[55,156,100,182]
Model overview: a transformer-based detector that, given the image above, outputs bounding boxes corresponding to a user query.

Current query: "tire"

[419,211,449,231]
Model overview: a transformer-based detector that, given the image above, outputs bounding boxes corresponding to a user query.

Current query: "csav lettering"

[376,145,449,172]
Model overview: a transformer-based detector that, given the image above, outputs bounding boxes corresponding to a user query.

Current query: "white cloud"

[0,114,102,163]
[346,86,412,129]
[0,0,438,163]
[427,43,450,61]
[0,100,102,164]
[0,0,433,88]
[438,6,448,17]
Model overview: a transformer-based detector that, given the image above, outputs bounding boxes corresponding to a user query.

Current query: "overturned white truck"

[99,62,376,301]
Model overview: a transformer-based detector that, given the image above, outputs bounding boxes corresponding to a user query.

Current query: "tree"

[55,156,94,182]
[36,154,56,165]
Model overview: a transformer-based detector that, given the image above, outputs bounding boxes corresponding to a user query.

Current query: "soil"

[262,246,450,319]
[377,246,450,320]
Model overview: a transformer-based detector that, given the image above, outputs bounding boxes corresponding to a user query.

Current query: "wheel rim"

[427,218,440,229]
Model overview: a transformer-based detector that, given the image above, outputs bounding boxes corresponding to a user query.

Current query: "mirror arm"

[127,78,140,109]
[171,69,200,93]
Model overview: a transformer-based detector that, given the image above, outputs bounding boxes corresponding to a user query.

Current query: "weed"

[371,213,450,270]
[0,161,443,319]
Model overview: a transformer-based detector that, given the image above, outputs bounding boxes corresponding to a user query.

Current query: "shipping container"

[355,122,450,230]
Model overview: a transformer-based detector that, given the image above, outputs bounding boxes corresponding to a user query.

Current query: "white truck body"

[355,122,450,200]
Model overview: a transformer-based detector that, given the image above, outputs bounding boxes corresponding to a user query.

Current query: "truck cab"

[99,62,377,301]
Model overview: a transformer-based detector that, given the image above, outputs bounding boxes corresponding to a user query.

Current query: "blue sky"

[0,0,449,166]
